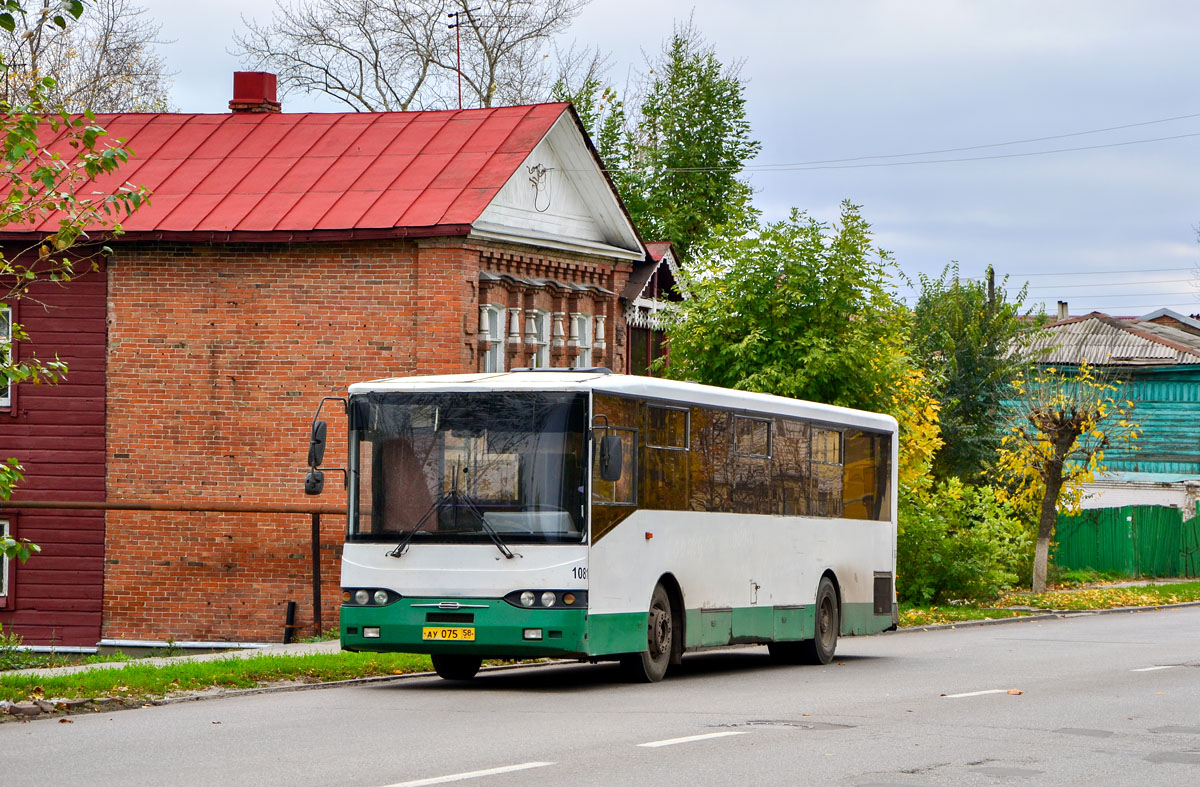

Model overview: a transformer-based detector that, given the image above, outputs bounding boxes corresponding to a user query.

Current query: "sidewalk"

[11,638,342,680]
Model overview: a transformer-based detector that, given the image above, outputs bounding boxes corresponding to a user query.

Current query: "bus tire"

[800,576,839,665]
[431,653,482,681]
[621,583,675,682]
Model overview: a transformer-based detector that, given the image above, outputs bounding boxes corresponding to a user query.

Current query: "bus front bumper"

[340,597,589,658]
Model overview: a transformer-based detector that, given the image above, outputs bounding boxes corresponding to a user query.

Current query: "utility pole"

[987,265,995,306]
[448,6,481,110]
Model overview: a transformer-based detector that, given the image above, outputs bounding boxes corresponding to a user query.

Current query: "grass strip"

[993,581,1200,612]
[0,652,434,703]
[899,606,1036,627]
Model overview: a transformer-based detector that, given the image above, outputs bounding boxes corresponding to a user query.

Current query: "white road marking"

[382,762,554,786]
[1132,665,1176,672]
[942,689,1008,698]
[637,731,749,748]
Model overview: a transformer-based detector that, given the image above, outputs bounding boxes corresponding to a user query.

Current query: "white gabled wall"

[474,113,643,261]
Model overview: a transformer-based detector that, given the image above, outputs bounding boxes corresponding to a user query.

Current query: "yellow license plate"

[421,627,475,642]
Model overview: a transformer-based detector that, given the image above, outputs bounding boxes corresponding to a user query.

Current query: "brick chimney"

[229,72,281,114]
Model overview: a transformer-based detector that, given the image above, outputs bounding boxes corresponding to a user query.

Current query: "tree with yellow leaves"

[994,361,1140,592]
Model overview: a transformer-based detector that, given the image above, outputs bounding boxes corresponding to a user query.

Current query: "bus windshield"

[348,391,588,545]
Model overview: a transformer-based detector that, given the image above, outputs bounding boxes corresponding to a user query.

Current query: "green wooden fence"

[1055,505,1200,578]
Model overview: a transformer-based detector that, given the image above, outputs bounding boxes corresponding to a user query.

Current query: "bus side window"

[812,427,844,517]
[773,419,810,516]
[843,430,891,521]
[592,427,637,505]
[688,407,731,512]
[731,416,772,515]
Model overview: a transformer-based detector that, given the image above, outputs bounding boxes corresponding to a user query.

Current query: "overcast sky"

[154,0,1200,318]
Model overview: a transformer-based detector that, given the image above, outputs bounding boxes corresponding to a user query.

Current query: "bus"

[306,370,898,682]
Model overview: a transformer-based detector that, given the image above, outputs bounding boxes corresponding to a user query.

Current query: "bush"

[898,480,1032,604]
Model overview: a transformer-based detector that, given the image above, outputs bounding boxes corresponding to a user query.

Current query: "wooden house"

[1022,309,1200,513]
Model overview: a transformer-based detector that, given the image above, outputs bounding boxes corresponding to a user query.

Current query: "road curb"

[0,659,574,722]
[150,658,574,707]
[898,599,1200,632]
[6,601,1199,720]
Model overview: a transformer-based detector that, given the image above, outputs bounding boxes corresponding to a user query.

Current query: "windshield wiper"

[456,489,517,560]
[388,466,517,560]
[387,495,443,558]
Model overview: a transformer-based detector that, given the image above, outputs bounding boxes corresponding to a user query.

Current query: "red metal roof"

[7,104,570,239]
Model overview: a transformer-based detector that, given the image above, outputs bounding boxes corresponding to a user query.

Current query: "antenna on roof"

[448,7,482,110]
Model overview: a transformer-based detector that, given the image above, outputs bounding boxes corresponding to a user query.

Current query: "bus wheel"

[622,583,674,682]
[800,576,839,665]
[432,653,482,681]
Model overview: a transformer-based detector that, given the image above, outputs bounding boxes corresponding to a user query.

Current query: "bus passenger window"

[593,428,636,505]
[688,408,731,512]
[843,430,891,521]
[648,406,689,449]
[733,416,771,458]
[773,419,811,516]
[812,428,843,517]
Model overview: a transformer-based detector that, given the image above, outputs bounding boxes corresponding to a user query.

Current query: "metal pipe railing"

[3,499,348,636]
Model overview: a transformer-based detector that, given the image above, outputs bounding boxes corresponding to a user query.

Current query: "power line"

[959,266,1196,278]
[742,131,1200,172]
[1021,278,1197,291]
[753,111,1200,167]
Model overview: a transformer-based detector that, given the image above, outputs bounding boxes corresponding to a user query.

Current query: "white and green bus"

[312,370,897,682]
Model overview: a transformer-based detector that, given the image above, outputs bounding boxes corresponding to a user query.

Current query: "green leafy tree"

[662,201,909,414]
[619,21,759,257]
[910,265,1033,482]
[559,21,758,257]
[993,362,1141,592]
[1,0,147,562]
[550,68,625,170]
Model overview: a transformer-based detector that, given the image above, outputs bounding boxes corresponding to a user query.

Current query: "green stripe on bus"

[587,602,891,656]
[840,602,893,635]
[341,599,588,658]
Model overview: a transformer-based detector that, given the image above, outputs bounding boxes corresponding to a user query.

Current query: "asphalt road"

[2,607,1198,786]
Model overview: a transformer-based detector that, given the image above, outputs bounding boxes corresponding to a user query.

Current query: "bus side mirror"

[599,434,623,482]
[307,421,327,468]
[305,469,325,496]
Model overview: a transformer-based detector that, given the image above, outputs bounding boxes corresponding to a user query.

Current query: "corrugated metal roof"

[4,104,569,238]
[1022,311,1200,366]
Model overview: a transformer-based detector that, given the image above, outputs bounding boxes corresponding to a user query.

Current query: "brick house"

[0,73,652,648]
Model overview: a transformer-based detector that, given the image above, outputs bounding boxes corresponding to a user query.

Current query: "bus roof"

[348,372,897,433]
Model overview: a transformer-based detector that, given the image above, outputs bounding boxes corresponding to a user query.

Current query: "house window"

[479,305,506,373]
[1,519,9,598]
[527,309,551,367]
[1,304,10,408]
[572,313,593,367]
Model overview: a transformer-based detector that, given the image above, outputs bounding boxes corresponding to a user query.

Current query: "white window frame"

[1,519,9,598]
[480,304,506,373]
[572,313,593,368]
[1,304,11,408]
[529,309,551,368]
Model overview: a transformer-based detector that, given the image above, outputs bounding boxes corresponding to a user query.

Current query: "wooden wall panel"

[0,263,105,646]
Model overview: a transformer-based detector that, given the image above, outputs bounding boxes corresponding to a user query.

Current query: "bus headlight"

[373,590,389,605]
[503,590,587,609]
[354,589,370,605]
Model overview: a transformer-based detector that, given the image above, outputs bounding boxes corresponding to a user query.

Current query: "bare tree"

[234,0,592,111]
[1,0,173,112]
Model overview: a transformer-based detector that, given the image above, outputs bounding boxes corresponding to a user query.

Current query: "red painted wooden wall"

[0,261,105,646]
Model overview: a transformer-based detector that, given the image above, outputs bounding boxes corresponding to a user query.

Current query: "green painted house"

[1021,308,1200,513]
